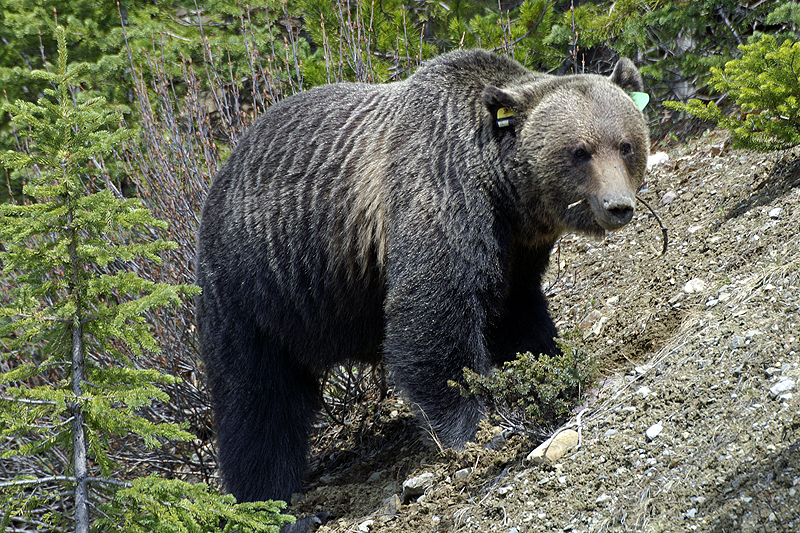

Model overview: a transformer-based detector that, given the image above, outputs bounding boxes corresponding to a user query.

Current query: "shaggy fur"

[196,49,649,503]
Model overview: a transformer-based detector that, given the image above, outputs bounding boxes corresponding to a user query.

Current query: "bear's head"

[483,59,650,243]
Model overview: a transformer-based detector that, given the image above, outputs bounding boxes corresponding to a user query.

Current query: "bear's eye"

[620,142,634,157]
[572,147,591,162]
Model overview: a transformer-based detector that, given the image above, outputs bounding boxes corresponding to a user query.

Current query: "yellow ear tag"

[496,107,515,128]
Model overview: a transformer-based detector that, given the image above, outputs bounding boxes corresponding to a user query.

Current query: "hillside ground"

[290,130,800,533]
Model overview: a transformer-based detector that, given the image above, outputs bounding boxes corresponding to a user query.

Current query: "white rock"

[454,467,473,480]
[686,508,697,519]
[646,422,663,441]
[402,472,435,502]
[770,378,796,398]
[527,429,580,465]
[588,316,610,338]
[768,207,782,219]
[684,278,706,294]
[357,519,375,532]
[596,493,612,505]
[659,190,678,206]
[647,151,669,168]
[498,485,513,496]
[636,386,653,398]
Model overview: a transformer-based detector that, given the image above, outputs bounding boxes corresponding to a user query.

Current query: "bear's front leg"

[487,242,560,366]
[382,257,499,448]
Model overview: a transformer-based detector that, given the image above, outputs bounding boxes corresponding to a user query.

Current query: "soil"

[289,130,800,533]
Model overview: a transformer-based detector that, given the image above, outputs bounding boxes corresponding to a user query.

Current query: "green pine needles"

[0,27,291,532]
[667,33,800,151]
[453,331,597,432]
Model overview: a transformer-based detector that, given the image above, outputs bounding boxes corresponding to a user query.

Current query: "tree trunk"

[66,167,90,533]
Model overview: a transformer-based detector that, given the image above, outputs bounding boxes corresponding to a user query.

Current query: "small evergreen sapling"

[0,27,291,532]
[666,33,800,151]
[453,331,596,433]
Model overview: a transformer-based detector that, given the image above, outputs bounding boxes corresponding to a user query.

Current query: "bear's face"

[484,60,650,242]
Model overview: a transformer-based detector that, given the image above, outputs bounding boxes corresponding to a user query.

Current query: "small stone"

[647,152,669,168]
[646,422,663,441]
[770,378,795,398]
[730,336,746,348]
[402,472,435,503]
[636,386,653,398]
[686,508,697,519]
[596,493,612,505]
[769,207,782,219]
[527,429,580,465]
[377,494,401,515]
[579,309,603,330]
[357,519,374,532]
[684,278,706,294]
[454,467,473,480]
[498,485,513,496]
[604,429,618,438]
[659,190,678,206]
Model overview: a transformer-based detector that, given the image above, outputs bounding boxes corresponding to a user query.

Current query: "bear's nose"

[602,196,634,227]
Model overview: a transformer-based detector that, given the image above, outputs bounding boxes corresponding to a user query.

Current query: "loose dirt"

[290,130,800,533]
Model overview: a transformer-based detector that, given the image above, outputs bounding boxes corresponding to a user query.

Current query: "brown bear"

[196,49,649,504]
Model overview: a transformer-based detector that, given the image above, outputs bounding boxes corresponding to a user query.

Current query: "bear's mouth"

[563,194,635,237]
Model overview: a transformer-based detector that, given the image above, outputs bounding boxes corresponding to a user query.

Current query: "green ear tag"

[629,91,650,111]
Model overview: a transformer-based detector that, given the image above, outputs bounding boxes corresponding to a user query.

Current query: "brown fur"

[196,49,649,504]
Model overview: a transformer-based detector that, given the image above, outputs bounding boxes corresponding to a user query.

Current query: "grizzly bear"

[196,49,649,504]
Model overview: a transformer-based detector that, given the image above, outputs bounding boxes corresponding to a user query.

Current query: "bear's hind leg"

[209,330,318,504]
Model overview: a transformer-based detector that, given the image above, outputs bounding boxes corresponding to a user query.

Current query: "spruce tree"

[666,33,800,151]
[0,26,291,532]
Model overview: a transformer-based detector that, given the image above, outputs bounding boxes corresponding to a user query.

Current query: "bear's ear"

[483,85,518,129]
[608,58,644,93]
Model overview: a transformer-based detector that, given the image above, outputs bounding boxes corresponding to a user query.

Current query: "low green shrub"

[453,331,596,430]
